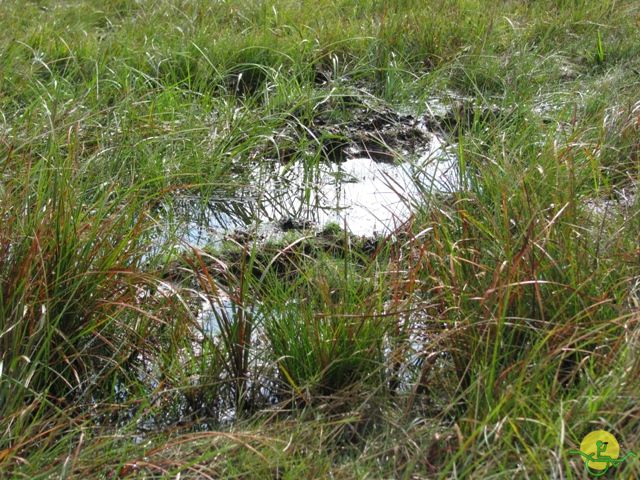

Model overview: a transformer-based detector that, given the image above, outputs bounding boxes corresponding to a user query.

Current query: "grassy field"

[1,0,639,478]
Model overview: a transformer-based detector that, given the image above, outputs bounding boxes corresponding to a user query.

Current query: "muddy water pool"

[156,131,458,246]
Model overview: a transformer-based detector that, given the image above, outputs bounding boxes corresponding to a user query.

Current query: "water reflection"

[157,131,458,245]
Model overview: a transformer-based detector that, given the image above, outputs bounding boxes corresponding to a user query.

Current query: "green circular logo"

[579,430,619,472]
[570,430,636,477]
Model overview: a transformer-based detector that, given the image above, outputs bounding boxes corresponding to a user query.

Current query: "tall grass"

[0,0,639,477]
[0,152,163,458]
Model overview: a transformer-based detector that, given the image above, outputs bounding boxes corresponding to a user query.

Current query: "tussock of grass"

[1,0,639,478]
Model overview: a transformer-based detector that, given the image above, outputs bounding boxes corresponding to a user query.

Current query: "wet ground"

[154,103,462,246]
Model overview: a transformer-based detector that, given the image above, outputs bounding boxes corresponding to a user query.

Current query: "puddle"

[149,105,462,340]
[158,131,457,245]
